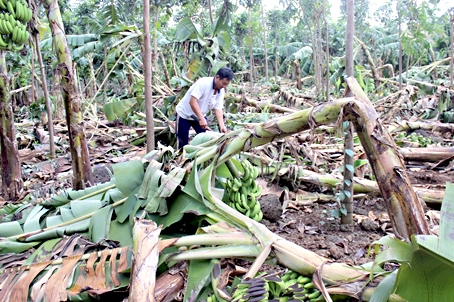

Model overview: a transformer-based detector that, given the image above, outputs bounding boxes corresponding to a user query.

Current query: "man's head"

[214,67,234,91]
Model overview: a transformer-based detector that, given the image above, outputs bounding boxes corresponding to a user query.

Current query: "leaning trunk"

[0,51,22,200]
[43,0,93,189]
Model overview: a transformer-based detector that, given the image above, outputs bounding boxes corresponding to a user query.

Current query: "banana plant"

[173,2,234,80]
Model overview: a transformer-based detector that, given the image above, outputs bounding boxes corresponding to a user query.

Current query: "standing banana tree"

[0,52,22,200]
[173,3,233,79]
[143,0,155,151]
[41,0,93,189]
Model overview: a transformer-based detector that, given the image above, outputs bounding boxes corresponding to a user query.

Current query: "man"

[175,67,234,149]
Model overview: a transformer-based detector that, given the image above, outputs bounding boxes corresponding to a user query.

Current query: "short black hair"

[216,67,234,81]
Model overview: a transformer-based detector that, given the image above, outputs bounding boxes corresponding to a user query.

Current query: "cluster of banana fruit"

[18,69,27,86]
[227,271,324,302]
[0,0,32,50]
[278,270,324,301]
[225,160,263,222]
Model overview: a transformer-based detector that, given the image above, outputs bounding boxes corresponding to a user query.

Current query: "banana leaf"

[23,205,49,233]
[394,182,454,301]
[43,182,115,208]
[371,182,454,302]
[103,98,137,122]
[109,219,133,247]
[112,160,145,196]
[73,41,103,59]
[175,17,203,42]
[0,221,24,237]
[184,259,214,301]
[89,205,113,243]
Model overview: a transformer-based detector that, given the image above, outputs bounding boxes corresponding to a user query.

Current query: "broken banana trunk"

[211,78,429,240]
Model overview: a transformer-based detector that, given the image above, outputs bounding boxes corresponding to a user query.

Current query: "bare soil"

[256,167,451,266]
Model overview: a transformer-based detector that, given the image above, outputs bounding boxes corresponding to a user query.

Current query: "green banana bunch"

[230,272,324,302]
[206,294,218,302]
[225,160,263,222]
[279,270,324,301]
[0,0,32,51]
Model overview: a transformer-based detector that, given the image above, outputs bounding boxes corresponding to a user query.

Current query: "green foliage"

[369,183,454,302]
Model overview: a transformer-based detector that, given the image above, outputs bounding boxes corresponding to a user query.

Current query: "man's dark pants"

[176,114,207,149]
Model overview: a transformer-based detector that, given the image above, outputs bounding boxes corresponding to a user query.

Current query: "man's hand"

[199,118,209,130]
[219,125,227,133]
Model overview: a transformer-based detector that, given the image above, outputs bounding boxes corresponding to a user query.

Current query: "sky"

[262,0,452,22]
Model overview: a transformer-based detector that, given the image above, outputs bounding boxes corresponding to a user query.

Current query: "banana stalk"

[128,219,161,302]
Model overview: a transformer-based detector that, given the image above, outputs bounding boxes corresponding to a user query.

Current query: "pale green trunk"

[42,0,93,189]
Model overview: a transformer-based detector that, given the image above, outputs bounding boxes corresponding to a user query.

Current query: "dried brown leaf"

[9,261,52,302]
[30,266,58,301]
[0,266,26,301]
[44,254,84,302]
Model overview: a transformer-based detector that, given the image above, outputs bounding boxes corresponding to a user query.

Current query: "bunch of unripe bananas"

[225,160,263,222]
[278,270,324,301]
[0,0,32,50]
[227,271,324,302]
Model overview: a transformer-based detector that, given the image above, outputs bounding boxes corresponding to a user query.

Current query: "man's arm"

[214,109,227,133]
[189,96,209,129]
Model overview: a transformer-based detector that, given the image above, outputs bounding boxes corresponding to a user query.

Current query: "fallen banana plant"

[189,77,429,239]
[238,151,445,205]
[0,78,440,301]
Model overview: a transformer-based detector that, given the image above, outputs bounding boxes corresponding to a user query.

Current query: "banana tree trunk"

[42,0,93,189]
[342,0,355,226]
[248,7,253,93]
[200,78,429,240]
[356,37,379,88]
[143,0,155,152]
[242,152,444,205]
[52,65,64,119]
[294,60,301,90]
[34,33,55,158]
[260,2,268,83]
[160,51,171,88]
[227,94,297,114]
[345,78,430,238]
[450,10,453,86]
[0,52,22,200]
[323,0,330,100]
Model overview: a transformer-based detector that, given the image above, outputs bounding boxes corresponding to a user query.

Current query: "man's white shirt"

[176,77,225,119]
